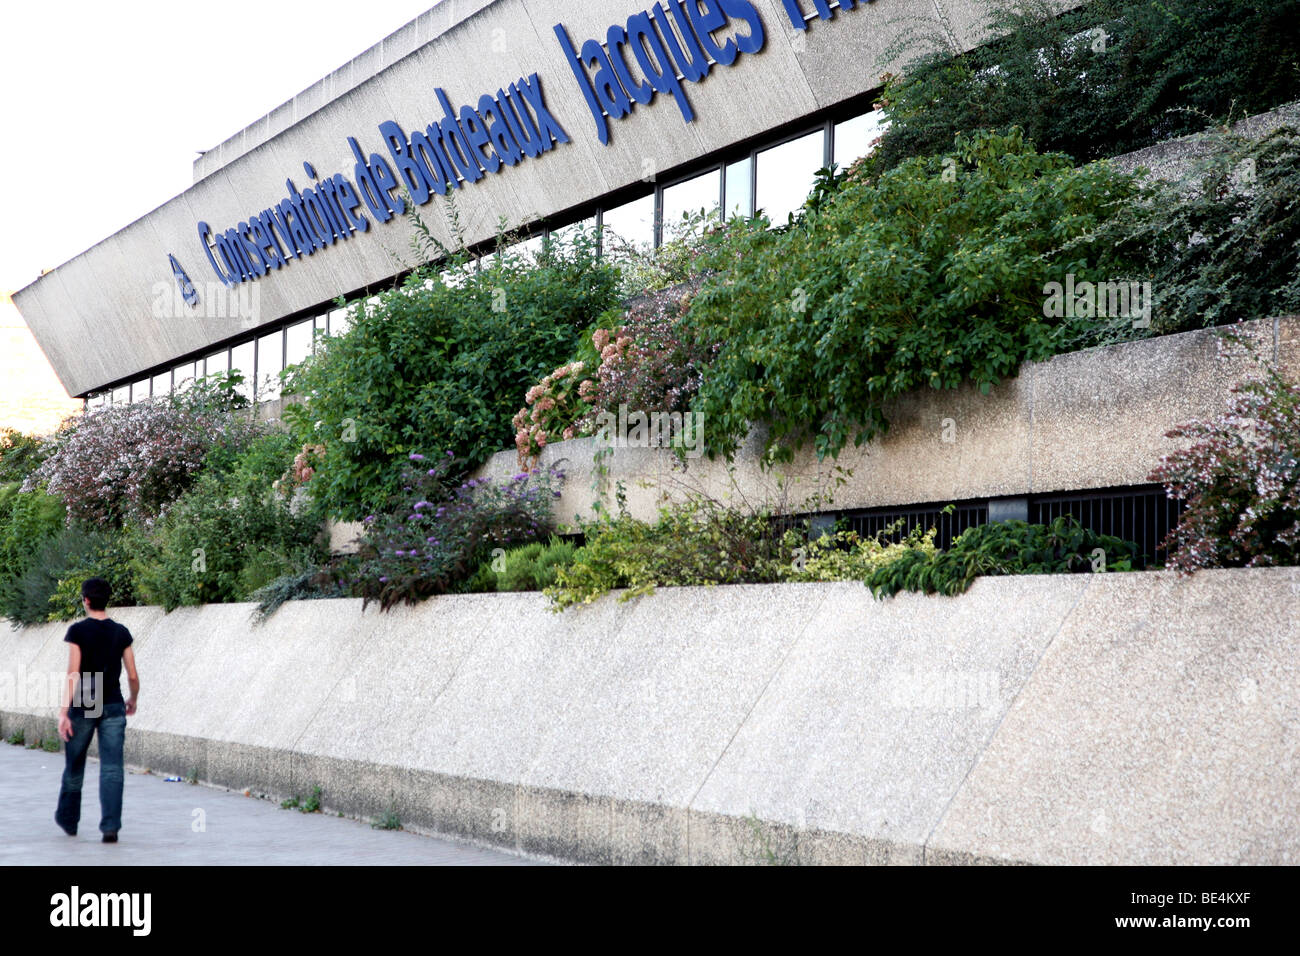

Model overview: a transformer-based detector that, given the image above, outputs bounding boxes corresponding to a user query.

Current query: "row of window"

[87,106,888,407]
[87,307,353,408]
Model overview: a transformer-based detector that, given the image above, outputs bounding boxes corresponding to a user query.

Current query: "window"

[151,370,172,398]
[440,263,475,289]
[498,234,544,266]
[724,158,754,220]
[330,307,352,337]
[314,313,330,339]
[257,331,284,401]
[602,193,655,260]
[173,361,198,392]
[111,385,129,405]
[661,169,721,240]
[205,350,228,377]
[230,341,255,403]
[548,215,598,250]
[130,379,150,403]
[755,129,826,225]
[285,319,313,368]
[88,393,105,408]
[834,109,888,168]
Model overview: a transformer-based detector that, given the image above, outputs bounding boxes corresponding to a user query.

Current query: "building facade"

[14,0,1022,406]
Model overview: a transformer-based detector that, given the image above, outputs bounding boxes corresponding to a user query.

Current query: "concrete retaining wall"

[3,568,1297,864]
[473,316,1300,527]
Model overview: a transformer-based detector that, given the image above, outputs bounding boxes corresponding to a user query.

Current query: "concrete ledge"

[1110,100,1300,183]
[3,568,1297,864]
[475,317,1299,524]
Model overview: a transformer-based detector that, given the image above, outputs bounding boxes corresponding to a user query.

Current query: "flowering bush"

[580,287,714,435]
[1151,370,1300,571]
[355,451,566,610]
[512,362,592,468]
[274,444,327,495]
[25,382,264,527]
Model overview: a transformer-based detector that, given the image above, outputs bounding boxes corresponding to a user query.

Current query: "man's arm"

[57,644,81,742]
[122,645,139,716]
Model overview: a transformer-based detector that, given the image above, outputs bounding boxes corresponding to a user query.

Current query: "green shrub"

[874,0,1300,172]
[547,497,798,609]
[475,537,578,593]
[0,486,69,624]
[1085,128,1300,334]
[44,529,139,622]
[864,516,1138,598]
[250,556,355,622]
[1,525,127,626]
[0,484,65,585]
[131,435,326,611]
[284,224,621,519]
[0,429,49,485]
[785,523,938,584]
[684,129,1150,463]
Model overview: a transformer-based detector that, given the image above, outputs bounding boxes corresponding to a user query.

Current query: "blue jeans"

[55,700,127,834]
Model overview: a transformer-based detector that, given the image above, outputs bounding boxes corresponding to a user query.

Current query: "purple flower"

[428,469,437,476]
[513,472,528,481]
[409,453,426,461]
[379,576,389,583]
[447,450,455,458]
[413,501,430,510]
[364,515,376,523]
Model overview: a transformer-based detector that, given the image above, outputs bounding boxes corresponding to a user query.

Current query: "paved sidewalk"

[0,743,541,865]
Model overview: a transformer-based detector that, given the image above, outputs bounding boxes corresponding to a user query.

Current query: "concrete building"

[13,0,1020,408]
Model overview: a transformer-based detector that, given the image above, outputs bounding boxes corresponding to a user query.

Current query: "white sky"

[0,0,440,296]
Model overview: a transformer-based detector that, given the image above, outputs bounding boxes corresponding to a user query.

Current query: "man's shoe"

[102,832,117,843]
[58,822,76,836]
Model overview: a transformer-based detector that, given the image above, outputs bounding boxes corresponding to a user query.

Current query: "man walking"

[55,578,139,842]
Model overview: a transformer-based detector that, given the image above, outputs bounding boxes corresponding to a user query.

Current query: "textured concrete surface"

[926,568,1300,865]
[3,567,1297,865]
[0,743,540,865]
[1110,101,1300,183]
[476,316,1300,523]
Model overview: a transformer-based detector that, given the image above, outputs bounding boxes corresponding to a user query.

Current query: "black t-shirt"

[64,618,133,709]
